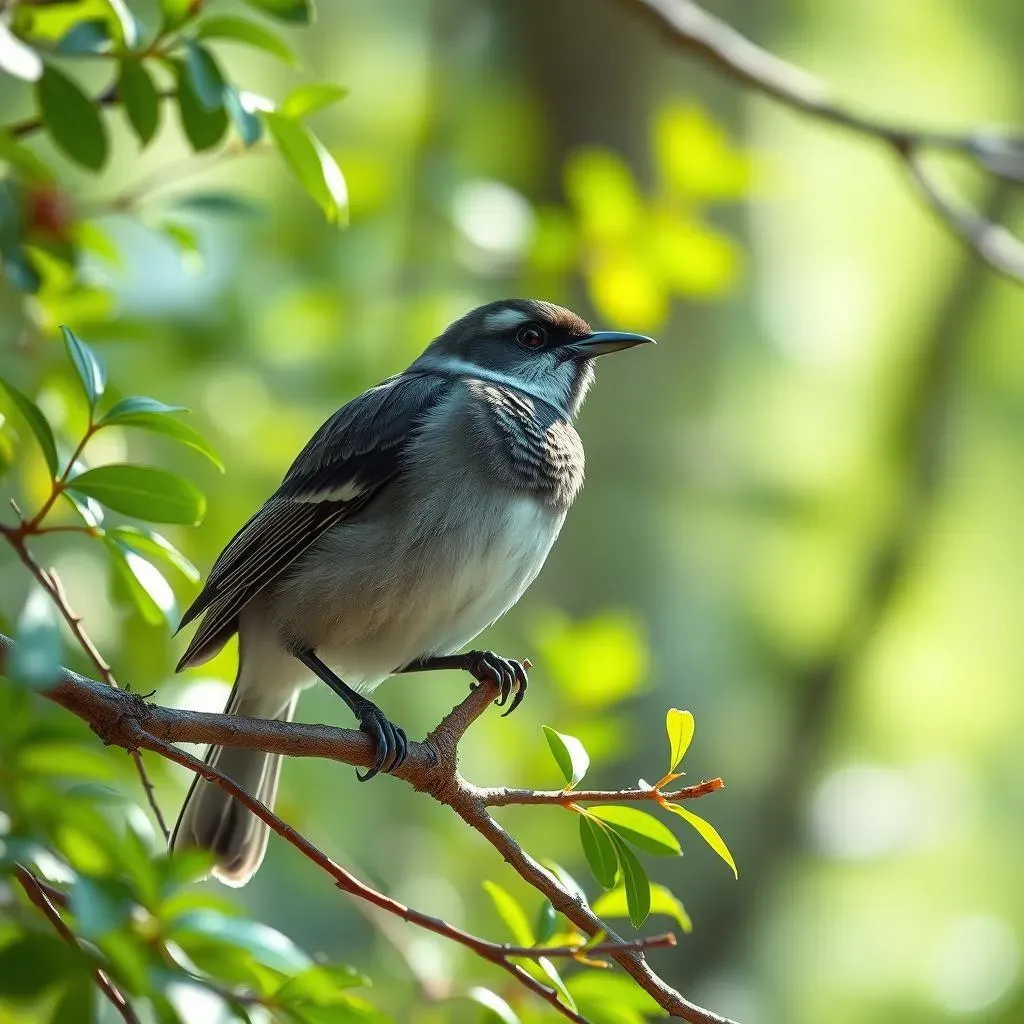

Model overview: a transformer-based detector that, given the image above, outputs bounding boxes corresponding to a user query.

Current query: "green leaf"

[579,814,619,889]
[119,60,161,146]
[663,803,738,879]
[567,971,665,1019]
[535,899,557,943]
[61,325,105,411]
[50,977,95,1024]
[224,84,262,147]
[540,860,590,909]
[68,464,206,525]
[74,220,121,265]
[467,987,520,1024]
[607,833,650,928]
[110,525,199,582]
[0,132,54,182]
[593,882,691,934]
[160,0,194,31]
[105,0,140,49]
[542,725,589,789]
[517,957,577,1014]
[666,708,694,773]
[0,934,84,998]
[482,880,533,946]
[106,536,176,625]
[262,111,347,224]
[57,19,111,54]
[37,64,109,171]
[64,487,105,527]
[275,963,368,1006]
[10,586,61,689]
[154,219,203,272]
[242,0,314,24]
[69,875,126,938]
[100,399,224,471]
[170,910,311,973]
[184,39,225,111]
[281,83,348,119]
[196,14,298,65]
[589,806,681,856]
[20,741,121,782]
[175,59,228,152]
[0,376,58,474]
[171,191,263,218]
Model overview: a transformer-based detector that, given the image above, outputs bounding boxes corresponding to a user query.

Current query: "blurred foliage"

[0,0,1021,1023]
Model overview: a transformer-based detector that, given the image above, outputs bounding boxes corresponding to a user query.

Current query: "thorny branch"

[625,0,1024,282]
[0,634,732,1024]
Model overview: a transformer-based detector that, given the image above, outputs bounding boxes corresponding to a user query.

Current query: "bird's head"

[414,299,654,418]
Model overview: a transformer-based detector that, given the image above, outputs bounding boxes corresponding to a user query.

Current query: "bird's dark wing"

[176,372,449,670]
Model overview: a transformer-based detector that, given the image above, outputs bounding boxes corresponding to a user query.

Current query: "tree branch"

[623,0,1024,282]
[13,864,141,1024]
[0,522,171,840]
[477,778,724,806]
[0,634,730,1023]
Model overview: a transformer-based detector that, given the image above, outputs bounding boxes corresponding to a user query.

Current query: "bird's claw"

[354,702,408,782]
[465,651,530,716]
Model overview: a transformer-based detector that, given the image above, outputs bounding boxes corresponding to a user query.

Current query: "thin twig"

[478,778,724,806]
[0,525,171,839]
[624,0,1024,282]
[13,864,141,1024]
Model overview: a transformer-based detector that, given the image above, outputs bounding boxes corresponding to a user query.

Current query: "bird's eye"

[516,324,546,350]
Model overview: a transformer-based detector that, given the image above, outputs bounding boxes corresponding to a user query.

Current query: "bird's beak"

[564,331,656,360]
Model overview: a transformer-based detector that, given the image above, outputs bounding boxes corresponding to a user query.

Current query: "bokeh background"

[2,1,1024,1022]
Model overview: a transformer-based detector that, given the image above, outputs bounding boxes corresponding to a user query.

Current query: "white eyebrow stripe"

[482,308,530,332]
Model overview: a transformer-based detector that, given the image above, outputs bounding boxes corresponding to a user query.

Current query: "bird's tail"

[170,658,298,887]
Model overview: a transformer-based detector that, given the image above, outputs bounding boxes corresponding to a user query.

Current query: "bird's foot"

[353,699,408,782]
[463,650,530,717]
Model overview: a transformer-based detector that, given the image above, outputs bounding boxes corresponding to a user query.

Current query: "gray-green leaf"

[61,325,105,411]
[184,39,225,111]
[68,464,206,525]
[37,64,109,171]
[0,376,58,475]
[10,586,61,689]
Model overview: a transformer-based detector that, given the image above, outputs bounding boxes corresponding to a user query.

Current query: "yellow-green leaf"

[664,803,738,879]
[482,881,533,946]
[589,806,680,856]
[666,708,694,773]
[542,725,589,789]
[593,882,691,934]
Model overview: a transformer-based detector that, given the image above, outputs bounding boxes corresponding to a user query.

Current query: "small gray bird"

[171,299,653,885]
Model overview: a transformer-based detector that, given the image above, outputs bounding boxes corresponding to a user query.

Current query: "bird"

[170,298,654,885]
